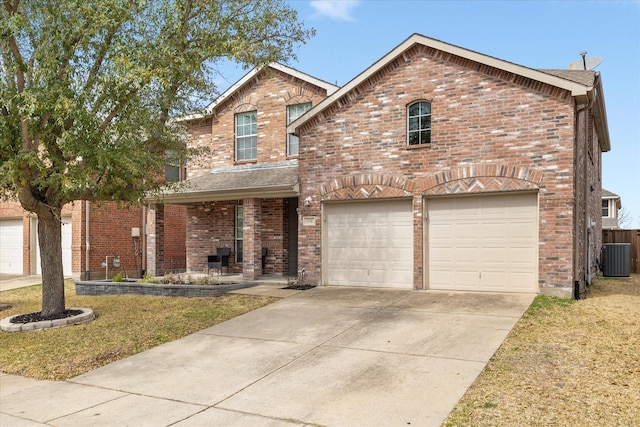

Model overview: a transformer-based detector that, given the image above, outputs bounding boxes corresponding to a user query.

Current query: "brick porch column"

[146,204,165,277]
[242,198,262,280]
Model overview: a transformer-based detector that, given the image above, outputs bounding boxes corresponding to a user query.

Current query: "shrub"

[112,272,125,282]
[140,273,159,284]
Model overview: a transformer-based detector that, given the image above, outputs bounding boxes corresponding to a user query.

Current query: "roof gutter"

[149,184,299,206]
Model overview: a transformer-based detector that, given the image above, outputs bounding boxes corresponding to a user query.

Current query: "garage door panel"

[428,193,537,293]
[325,200,413,289]
[0,219,24,274]
[482,223,506,239]
[36,217,72,276]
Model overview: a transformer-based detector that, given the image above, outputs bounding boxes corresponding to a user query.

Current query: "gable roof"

[180,63,339,122]
[287,33,610,152]
[538,69,596,86]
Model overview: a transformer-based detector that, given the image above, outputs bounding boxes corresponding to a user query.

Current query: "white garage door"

[324,200,413,288]
[427,193,538,293]
[0,219,24,274]
[36,217,73,276]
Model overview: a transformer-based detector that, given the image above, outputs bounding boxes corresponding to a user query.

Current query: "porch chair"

[207,247,231,275]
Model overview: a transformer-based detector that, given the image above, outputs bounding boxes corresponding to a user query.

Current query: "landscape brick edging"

[75,281,255,297]
[0,308,94,332]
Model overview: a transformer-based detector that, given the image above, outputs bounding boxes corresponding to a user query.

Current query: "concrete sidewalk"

[0,275,43,292]
[1,286,534,427]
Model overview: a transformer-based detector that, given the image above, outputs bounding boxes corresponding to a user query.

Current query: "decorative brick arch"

[320,174,414,201]
[284,93,313,104]
[233,98,260,113]
[418,165,543,195]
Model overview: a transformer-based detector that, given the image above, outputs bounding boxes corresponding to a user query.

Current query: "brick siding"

[178,67,330,278]
[296,44,599,296]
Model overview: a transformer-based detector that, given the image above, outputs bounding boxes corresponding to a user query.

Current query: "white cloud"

[310,0,361,21]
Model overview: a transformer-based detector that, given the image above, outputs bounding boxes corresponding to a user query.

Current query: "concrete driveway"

[1,286,534,427]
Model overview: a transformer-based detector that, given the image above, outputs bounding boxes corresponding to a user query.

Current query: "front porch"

[147,162,300,281]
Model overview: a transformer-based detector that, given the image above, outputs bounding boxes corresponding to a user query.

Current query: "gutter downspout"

[84,201,90,280]
[141,205,146,277]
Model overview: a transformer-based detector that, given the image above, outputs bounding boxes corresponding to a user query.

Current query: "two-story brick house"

[289,34,610,298]
[148,63,338,279]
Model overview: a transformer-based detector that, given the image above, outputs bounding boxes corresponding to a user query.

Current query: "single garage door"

[0,219,24,274]
[427,193,538,293]
[36,216,73,276]
[324,200,413,288]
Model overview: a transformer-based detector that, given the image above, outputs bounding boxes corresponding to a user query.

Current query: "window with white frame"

[164,150,183,182]
[236,111,257,161]
[602,200,611,218]
[235,206,244,262]
[287,102,312,156]
[407,101,431,146]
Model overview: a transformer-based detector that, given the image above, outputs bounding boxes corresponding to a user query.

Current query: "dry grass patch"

[444,275,640,427]
[0,281,277,380]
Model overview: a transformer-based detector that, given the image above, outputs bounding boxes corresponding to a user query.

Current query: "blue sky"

[215,0,640,227]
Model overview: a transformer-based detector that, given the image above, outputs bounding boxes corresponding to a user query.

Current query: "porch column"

[242,198,262,280]
[146,204,165,277]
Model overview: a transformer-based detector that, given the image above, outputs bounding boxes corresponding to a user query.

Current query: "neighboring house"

[148,63,339,279]
[0,197,186,279]
[601,189,622,229]
[287,34,610,299]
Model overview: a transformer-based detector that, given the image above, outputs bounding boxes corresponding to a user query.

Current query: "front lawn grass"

[0,281,277,380]
[444,275,640,427]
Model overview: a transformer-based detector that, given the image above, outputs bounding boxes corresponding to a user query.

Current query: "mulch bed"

[9,309,84,324]
[282,284,316,290]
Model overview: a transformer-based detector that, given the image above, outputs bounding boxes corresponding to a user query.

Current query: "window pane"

[408,132,419,145]
[409,117,419,131]
[288,134,299,156]
[165,165,180,182]
[421,116,431,129]
[409,103,420,117]
[421,130,431,144]
[236,240,243,262]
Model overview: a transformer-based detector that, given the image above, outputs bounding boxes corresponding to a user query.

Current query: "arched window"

[407,101,431,145]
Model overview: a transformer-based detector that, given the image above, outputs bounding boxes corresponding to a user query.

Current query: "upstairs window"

[408,101,431,146]
[602,200,610,217]
[164,150,183,182]
[236,111,257,161]
[287,102,312,156]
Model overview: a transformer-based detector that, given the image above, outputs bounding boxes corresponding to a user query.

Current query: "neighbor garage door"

[427,193,538,293]
[36,216,73,276]
[324,200,413,288]
[0,219,24,274]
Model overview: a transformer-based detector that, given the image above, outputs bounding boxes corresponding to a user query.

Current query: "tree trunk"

[37,210,66,317]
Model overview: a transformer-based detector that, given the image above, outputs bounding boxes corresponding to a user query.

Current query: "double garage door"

[0,217,72,275]
[323,193,538,292]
